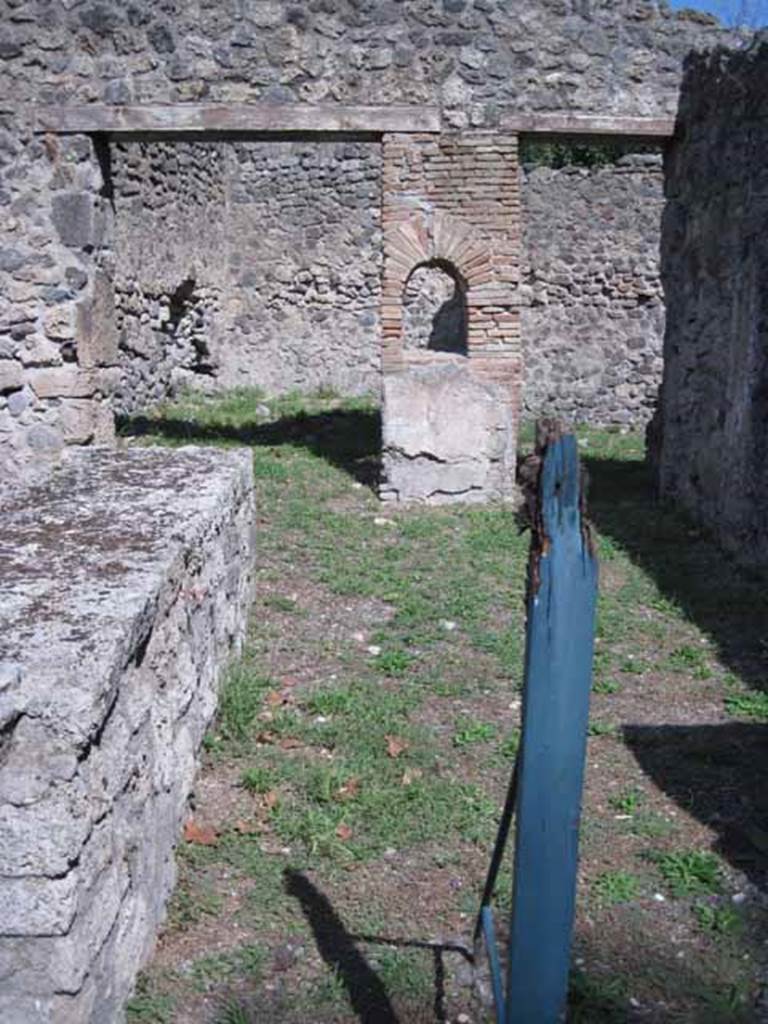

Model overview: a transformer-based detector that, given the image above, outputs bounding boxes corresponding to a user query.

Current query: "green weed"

[166,878,222,930]
[619,655,649,675]
[241,766,278,794]
[589,720,616,737]
[694,903,741,936]
[218,660,271,741]
[213,998,252,1024]
[569,968,627,1023]
[453,718,497,747]
[376,948,432,1001]
[724,690,768,721]
[593,870,640,905]
[498,729,521,759]
[263,594,298,613]
[372,649,417,677]
[667,644,712,679]
[626,811,677,840]
[650,850,722,897]
[125,976,174,1022]
[593,677,621,695]
[609,788,642,815]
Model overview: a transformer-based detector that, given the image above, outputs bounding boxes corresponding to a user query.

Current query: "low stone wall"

[653,41,768,572]
[520,152,665,427]
[0,446,255,1023]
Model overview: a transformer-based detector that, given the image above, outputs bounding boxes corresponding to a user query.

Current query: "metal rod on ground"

[473,758,519,951]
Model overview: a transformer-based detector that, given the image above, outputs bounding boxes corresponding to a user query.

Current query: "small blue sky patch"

[668,0,768,27]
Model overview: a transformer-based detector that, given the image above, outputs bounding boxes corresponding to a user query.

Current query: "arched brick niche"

[380,132,523,504]
[403,259,468,356]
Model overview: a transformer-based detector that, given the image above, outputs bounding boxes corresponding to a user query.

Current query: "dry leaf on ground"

[183,819,218,846]
[336,778,360,801]
[385,734,409,758]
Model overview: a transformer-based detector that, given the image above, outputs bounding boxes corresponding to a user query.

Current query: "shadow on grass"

[624,722,768,891]
[586,455,766,695]
[284,868,398,1023]
[587,456,768,891]
[282,869,754,1023]
[117,407,382,490]
[283,869,480,1023]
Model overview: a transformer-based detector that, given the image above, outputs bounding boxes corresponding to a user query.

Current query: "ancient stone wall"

[111,141,228,413]
[0,1,742,115]
[110,134,669,427]
[653,40,768,571]
[222,141,381,396]
[110,140,381,409]
[0,1,747,484]
[520,150,665,426]
[0,447,255,1023]
[0,124,117,491]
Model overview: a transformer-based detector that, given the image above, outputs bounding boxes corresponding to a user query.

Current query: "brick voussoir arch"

[384,211,492,291]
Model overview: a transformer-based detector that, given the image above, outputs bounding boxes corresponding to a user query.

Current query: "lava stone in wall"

[520,152,665,427]
[654,42,768,571]
[223,141,382,396]
[402,265,468,355]
[111,140,382,408]
[111,141,228,414]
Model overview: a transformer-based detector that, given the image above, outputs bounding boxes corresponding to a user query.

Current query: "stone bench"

[0,446,255,1023]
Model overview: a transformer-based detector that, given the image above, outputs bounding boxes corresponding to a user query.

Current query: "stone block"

[43,305,75,342]
[25,423,64,454]
[58,399,98,443]
[0,874,79,938]
[50,193,94,250]
[75,270,119,368]
[381,361,517,503]
[0,447,255,1020]
[0,360,22,394]
[28,367,97,399]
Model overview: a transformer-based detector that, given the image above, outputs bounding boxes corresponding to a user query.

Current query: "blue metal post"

[505,435,598,1023]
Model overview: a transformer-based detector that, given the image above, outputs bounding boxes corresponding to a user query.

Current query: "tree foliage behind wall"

[519,136,663,169]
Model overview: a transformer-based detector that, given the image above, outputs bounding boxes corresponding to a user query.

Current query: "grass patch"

[593,869,641,905]
[593,677,621,695]
[125,976,175,1023]
[217,660,272,742]
[650,850,722,897]
[569,968,628,1023]
[608,788,643,815]
[666,643,712,679]
[694,903,742,936]
[452,718,497,747]
[241,766,278,794]
[123,394,766,1024]
[588,720,616,737]
[724,690,768,721]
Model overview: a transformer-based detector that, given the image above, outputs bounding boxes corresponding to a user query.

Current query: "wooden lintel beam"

[501,113,676,138]
[33,105,675,140]
[33,103,442,136]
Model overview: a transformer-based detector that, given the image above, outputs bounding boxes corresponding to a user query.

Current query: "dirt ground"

[124,392,768,1024]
